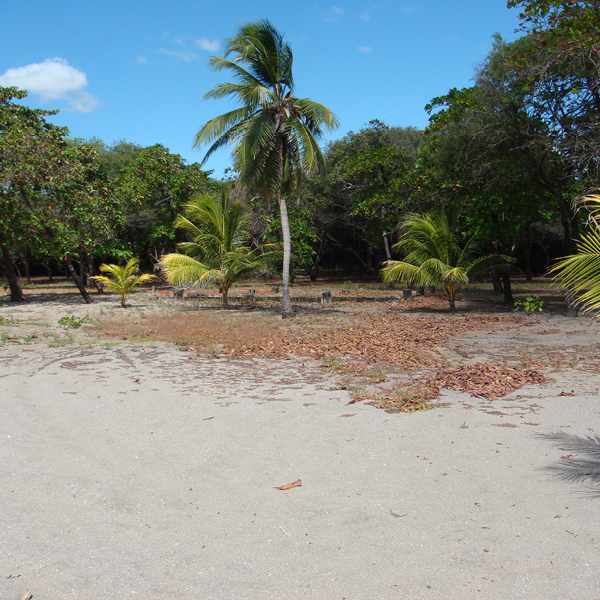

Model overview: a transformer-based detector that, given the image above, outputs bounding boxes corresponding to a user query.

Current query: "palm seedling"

[92,258,154,308]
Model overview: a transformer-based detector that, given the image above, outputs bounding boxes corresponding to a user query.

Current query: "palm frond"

[381,261,421,283]
[193,107,251,150]
[552,229,600,313]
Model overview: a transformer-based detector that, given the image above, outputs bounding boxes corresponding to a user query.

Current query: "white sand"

[1,298,599,599]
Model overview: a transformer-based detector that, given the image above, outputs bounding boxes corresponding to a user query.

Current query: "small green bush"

[514,295,544,313]
[58,315,89,329]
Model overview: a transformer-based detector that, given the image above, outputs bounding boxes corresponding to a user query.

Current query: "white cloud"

[324,5,345,21]
[158,48,199,62]
[173,35,188,46]
[357,46,372,53]
[0,58,98,113]
[360,12,371,21]
[136,55,148,63]
[196,38,220,52]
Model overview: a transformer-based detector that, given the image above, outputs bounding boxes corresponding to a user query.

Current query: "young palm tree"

[551,193,600,314]
[381,207,513,311]
[160,192,281,308]
[92,258,154,308]
[193,19,339,314]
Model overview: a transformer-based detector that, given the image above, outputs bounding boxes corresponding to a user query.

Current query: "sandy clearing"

[1,297,599,599]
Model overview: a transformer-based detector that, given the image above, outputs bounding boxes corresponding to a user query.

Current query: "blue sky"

[1,1,521,178]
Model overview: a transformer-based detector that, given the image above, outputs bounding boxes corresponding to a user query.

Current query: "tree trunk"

[306,237,326,281]
[1,246,25,302]
[278,196,293,315]
[502,271,513,305]
[80,252,90,287]
[382,231,392,261]
[447,287,456,312]
[87,255,104,293]
[491,267,504,295]
[23,253,31,285]
[65,256,93,304]
[221,291,229,309]
[524,224,532,283]
[555,189,578,255]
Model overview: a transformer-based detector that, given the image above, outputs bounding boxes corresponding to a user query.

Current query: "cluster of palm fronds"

[381,206,513,311]
[160,192,281,308]
[551,193,600,315]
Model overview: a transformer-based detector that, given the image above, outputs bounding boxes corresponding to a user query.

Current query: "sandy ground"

[1,294,600,600]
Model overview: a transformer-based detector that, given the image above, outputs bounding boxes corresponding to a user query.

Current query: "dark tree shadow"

[538,431,600,497]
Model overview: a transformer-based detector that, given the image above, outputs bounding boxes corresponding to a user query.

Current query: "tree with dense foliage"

[551,192,600,314]
[160,192,281,308]
[115,144,218,269]
[381,207,514,311]
[92,258,154,308]
[193,19,339,313]
[507,0,600,182]
[50,140,119,301]
[1,86,119,303]
[1,86,64,300]
[422,37,578,262]
[292,122,423,277]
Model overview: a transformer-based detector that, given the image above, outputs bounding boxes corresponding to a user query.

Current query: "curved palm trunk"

[278,196,293,314]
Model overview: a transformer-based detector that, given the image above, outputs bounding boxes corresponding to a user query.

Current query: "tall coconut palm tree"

[193,19,339,314]
[551,192,600,314]
[381,206,514,311]
[160,192,280,308]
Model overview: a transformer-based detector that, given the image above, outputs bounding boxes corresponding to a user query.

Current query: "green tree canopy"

[1,86,119,303]
[115,144,218,268]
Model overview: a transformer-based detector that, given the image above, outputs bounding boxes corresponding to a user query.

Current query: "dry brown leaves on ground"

[231,314,523,371]
[364,363,546,413]
[423,363,547,401]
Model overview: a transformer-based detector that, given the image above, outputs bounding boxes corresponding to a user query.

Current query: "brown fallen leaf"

[135,379,142,384]
[558,391,575,396]
[561,454,573,459]
[275,479,302,490]
[340,413,356,417]
[202,416,215,420]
